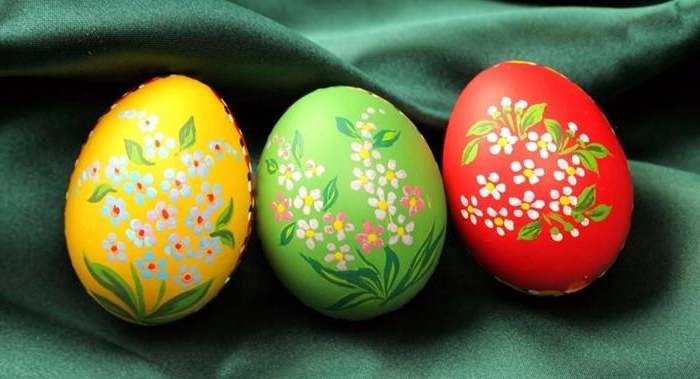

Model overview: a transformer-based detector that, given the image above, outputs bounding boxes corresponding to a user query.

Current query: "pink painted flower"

[324,243,354,271]
[400,185,425,216]
[323,212,355,240]
[355,222,384,253]
[271,192,292,222]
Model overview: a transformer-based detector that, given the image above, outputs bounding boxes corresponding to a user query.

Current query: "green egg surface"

[256,86,446,320]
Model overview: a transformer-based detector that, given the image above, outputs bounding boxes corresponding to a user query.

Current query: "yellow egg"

[64,75,253,325]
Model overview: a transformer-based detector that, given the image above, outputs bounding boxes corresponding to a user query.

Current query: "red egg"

[443,61,633,295]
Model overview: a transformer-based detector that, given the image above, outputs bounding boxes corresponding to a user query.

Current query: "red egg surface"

[443,61,633,295]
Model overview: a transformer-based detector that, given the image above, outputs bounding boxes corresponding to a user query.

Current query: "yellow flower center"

[494,217,504,227]
[359,149,370,159]
[304,195,313,207]
[305,230,315,238]
[360,175,369,184]
[521,203,531,211]
[537,140,548,149]
[334,252,344,261]
[497,137,509,147]
[409,197,417,207]
[466,205,474,214]
[285,171,292,179]
[397,226,405,236]
[333,219,344,231]
[566,166,576,176]
[485,182,496,192]
[361,123,372,132]
[276,203,286,213]
[378,199,388,210]
[523,168,534,178]
[559,196,571,206]
[386,171,395,181]
[368,234,378,243]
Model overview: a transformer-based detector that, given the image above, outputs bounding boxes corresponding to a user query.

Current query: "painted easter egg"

[64,75,253,324]
[256,86,446,320]
[443,61,633,296]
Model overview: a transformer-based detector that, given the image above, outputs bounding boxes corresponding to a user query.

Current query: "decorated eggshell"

[256,86,446,320]
[442,61,633,296]
[64,75,253,324]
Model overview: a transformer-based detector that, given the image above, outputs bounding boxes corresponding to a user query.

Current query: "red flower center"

[207,193,214,203]
[205,248,213,256]
[136,182,144,192]
[111,205,120,216]
[175,242,182,251]
[161,209,169,219]
[214,144,221,151]
[182,273,193,283]
[193,159,200,168]
[138,229,145,237]
[196,215,204,225]
[154,139,161,148]
[110,245,118,253]
[147,263,156,271]
[174,179,182,189]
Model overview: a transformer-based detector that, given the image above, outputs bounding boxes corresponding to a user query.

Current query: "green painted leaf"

[461,137,480,165]
[321,177,339,211]
[383,246,400,294]
[335,117,361,139]
[521,103,546,131]
[87,183,116,203]
[153,280,167,312]
[83,255,138,316]
[544,118,563,149]
[266,158,279,174]
[372,129,401,148]
[466,120,497,136]
[587,143,610,159]
[280,222,297,246]
[214,198,234,230]
[91,292,136,322]
[517,220,542,240]
[301,254,356,290]
[124,139,154,166]
[210,229,235,247]
[575,185,596,212]
[130,263,145,318]
[549,213,574,232]
[292,130,304,164]
[178,116,196,151]
[327,291,378,311]
[577,151,598,173]
[146,279,212,320]
[586,204,612,222]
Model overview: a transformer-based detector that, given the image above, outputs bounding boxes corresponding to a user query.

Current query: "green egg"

[256,86,446,320]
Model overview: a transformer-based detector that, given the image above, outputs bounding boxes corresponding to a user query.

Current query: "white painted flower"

[355,121,376,138]
[376,160,407,188]
[293,186,323,215]
[87,160,100,182]
[581,217,590,227]
[138,114,159,133]
[551,227,564,242]
[578,133,590,145]
[106,155,129,185]
[368,188,397,220]
[367,107,376,114]
[388,214,415,245]
[484,207,514,236]
[277,143,291,159]
[460,195,483,225]
[477,172,506,200]
[350,167,376,193]
[296,219,323,249]
[549,187,578,215]
[526,131,557,159]
[515,100,528,110]
[554,155,585,186]
[508,190,545,220]
[144,132,176,159]
[487,106,498,117]
[351,141,381,167]
[567,122,578,133]
[510,159,544,185]
[570,228,580,238]
[501,97,512,107]
[487,127,518,155]
[304,160,325,179]
[324,243,354,270]
[277,163,302,190]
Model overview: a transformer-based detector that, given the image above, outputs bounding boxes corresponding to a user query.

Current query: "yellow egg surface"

[64,75,253,325]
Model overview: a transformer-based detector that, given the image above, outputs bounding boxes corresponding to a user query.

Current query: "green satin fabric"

[1,1,699,377]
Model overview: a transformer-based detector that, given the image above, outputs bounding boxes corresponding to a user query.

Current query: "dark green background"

[1,1,699,377]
